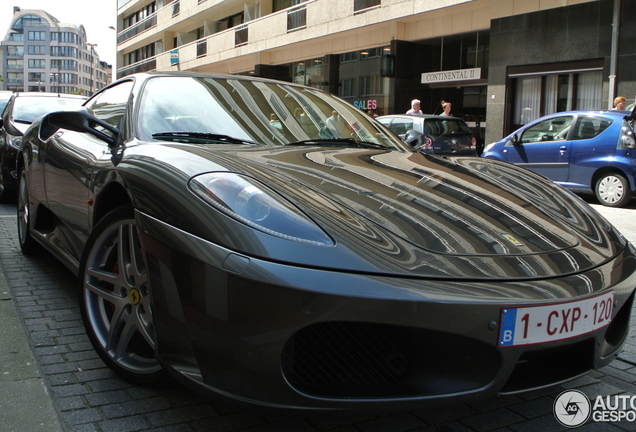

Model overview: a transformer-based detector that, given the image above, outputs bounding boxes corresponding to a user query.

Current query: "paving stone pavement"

[2,200,636,432]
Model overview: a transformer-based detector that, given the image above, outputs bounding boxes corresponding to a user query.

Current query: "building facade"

[115,0,636,144]
[0,7,111,96]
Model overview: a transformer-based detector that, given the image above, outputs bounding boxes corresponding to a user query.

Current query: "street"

[1,197,636,432]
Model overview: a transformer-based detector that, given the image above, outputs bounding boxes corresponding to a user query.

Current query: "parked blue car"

[482,109,636,207]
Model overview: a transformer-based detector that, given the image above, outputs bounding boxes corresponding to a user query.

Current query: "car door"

[505,115,575,182]
[41,81,134,261]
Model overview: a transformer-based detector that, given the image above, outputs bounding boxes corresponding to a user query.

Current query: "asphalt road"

[1,196,636,432]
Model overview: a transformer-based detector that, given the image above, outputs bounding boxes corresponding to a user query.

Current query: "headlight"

[189,172,333,246]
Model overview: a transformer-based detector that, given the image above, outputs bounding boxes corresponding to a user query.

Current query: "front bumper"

[136,210,636,411]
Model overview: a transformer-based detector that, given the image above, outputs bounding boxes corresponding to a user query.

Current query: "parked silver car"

[377,114,478,155]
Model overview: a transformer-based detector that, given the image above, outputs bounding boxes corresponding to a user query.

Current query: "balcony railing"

[118,13,157,44]
[117,57,157,79]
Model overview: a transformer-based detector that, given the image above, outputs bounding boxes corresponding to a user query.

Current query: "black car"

[17,72,636,412]
[377,114,478,155]
[0,92,86,201]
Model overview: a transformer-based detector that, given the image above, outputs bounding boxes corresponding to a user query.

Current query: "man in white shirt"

[406,99,423,115]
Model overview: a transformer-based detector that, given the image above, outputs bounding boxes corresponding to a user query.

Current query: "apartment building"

[116,0,636,143]
[0,7,110,96]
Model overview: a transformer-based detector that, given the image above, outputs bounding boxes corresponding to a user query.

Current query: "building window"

[29,72,45,82]
[52,59,79,71]
[51,32,79,44]
[6,45,24,56]
[123,43,156,66]
[7,59,24,69]
[12,14,46,30]
[340,78,355,98]
[123,1,156,29]
[287,6,306,32]
[7,33,24,41]
[28,45,46,55]
[172,0,180,17]
[235,25,248,46]
[274,0,307,12]
[58,73,78,84]
[359,75,383,96]
[51,46,79,58]
[7,72,23,83]
[28,31,46,41]
[354,0,380,13]
[28,59,46,68]
[513,70,603,128]
[197,40,207,57]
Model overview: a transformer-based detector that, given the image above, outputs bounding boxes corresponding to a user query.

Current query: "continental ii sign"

[422,68,482,84]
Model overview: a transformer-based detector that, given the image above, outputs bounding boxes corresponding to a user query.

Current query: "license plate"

[499,291,614,347]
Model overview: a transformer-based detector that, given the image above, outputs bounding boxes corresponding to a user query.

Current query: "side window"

[573,116,612,140]
[85,80,134,129]
[390,118,414,135]
[519,116,574,144]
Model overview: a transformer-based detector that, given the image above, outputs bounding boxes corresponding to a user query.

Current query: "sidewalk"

[0,270,65,432]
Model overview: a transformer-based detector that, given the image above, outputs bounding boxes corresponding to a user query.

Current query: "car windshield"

[424,119,472,137]
[0,93,12,114]
[12,96,86,124]
[137,76,404,150]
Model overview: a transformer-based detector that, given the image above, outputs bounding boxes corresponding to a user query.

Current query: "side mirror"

[40,108,119,148]
[403,129,422,149]
[510,133,521,146]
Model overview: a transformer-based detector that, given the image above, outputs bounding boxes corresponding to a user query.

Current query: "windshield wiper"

[286,138,385,149]
[152,132,256,144]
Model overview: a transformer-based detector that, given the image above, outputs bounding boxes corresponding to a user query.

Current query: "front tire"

[78,206,166,385]
[17,168,40,254]
[595,173,632,207]
[0,153,15,203]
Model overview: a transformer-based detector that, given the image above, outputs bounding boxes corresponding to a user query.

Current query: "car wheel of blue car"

[595,173,632,207]
[79,206,167,384]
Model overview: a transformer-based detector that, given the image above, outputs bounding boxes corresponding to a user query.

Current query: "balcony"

[117,57,157,79]
[118,0,401,75]
[118,13,157,44]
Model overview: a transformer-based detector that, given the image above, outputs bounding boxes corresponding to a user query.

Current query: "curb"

[0,268,65,432]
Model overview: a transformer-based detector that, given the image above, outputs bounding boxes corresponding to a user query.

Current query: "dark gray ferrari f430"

[17,72,636,412]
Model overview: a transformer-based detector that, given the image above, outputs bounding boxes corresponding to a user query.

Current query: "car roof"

[378,114,465,119]
[536,110,629,119]
[12,92,87,99]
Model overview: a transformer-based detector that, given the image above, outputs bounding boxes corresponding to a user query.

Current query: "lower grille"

[282,321,499,399]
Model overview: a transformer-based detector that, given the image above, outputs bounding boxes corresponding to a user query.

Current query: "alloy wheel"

[81,210,163,380]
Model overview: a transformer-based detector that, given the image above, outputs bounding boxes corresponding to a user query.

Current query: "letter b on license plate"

[499,291,614,347]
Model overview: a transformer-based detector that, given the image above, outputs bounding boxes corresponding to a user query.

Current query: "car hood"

[133,144,626,279]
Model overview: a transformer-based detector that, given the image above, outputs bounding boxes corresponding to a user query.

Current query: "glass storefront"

[291,56,330,92]
[337,46,392,117]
